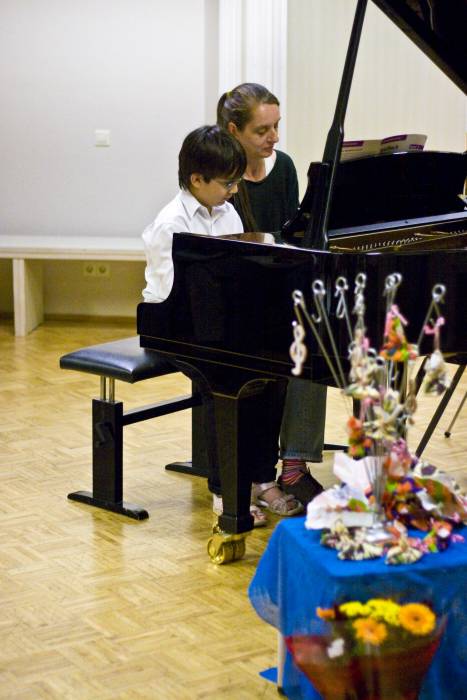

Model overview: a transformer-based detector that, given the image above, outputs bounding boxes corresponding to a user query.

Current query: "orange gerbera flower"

[352,617,388,646]
[398,604,436,635]
[316,607,335,621]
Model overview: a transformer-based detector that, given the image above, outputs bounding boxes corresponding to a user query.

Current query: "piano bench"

[60,336,206,520]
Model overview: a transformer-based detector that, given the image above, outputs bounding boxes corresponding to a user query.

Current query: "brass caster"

[212,521,224,535]
[207,531,247,564]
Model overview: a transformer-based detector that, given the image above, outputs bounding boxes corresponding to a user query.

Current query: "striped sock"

[281,458,307,485]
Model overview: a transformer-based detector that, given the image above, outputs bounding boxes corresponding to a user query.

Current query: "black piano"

[138,0,467,562]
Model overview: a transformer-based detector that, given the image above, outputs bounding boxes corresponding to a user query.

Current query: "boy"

[142,125,245,303]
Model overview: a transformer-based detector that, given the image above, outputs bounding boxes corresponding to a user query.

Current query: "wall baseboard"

[44,313,136,327]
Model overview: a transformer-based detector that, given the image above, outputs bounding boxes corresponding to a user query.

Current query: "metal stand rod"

[416,364,465,457]
[445,390,466,438]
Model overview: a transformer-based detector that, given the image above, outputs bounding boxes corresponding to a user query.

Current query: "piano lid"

[282,0,467,251]
[372,1,467,94]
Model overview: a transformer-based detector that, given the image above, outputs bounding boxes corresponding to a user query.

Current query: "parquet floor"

[0,319,465,699]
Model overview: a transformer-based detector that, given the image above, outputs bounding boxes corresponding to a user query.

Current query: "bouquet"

[286,598,445,700]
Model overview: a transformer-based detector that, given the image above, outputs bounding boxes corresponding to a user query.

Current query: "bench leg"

[68,398,149,520]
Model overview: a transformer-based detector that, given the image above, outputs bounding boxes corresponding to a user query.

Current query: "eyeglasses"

[215,177,242,192]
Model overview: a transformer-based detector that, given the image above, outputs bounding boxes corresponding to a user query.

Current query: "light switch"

[95,129,111,147]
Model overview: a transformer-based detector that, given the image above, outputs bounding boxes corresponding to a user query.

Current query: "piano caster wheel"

[207,531,247,564]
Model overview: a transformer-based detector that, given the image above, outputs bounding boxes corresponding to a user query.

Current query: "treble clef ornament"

[290,320,307,376]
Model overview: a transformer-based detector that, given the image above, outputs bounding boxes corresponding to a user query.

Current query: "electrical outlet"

[95,263,110,278]
[83,262,111,278]
[83,263,95,277]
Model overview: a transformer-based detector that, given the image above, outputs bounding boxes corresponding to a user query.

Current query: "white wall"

[0,0,209,240]
[1,0,465,321]
[0,0,217,319]
[287,0,466,193]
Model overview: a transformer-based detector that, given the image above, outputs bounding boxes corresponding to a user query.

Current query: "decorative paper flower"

[422,319,450,394]
[383,438,413,478]
[411,463,467,525]
[345,344,382,401]
[422,521,454,553]
[306,487,374,531]
[423,349,450,394]
[398,603,436,636]
[385,535,423,565]
[346,415,373,458]
[364,388,404,441]
[379,305,418,362]
[320,522,384,561]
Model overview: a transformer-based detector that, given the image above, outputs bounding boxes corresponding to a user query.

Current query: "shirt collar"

[179,188,229,221]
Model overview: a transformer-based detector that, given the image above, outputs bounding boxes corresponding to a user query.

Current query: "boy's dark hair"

[178,125,246,190]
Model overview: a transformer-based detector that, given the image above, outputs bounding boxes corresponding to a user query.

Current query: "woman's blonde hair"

[217,83,280,131]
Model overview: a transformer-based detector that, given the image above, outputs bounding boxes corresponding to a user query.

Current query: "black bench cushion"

[60,336,177,383]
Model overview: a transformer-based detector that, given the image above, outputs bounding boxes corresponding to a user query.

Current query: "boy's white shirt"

[142,188,244,302]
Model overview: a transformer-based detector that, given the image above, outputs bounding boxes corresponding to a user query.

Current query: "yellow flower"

[317,607,335,621]
[339,602,370,618]
[398,604,436,636]
[353,617,388,646]
[366,599,401,626]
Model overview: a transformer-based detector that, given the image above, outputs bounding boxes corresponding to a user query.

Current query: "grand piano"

[138,0,467,562]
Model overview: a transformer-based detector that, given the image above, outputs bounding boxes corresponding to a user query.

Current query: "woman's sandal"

[212,494,268,528]
[252,481,303,516]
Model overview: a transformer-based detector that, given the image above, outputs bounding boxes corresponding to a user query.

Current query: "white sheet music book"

[341,133,427,161]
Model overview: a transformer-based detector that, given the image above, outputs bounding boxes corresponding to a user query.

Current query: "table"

[248,518,467,700]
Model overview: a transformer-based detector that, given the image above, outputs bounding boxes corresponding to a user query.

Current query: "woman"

[217,83,297,234]
[217,83,326,508]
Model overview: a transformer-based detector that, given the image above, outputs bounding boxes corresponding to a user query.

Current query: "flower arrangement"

[291,273,467,561]
[286,598,445,700]
[318,598,437,649]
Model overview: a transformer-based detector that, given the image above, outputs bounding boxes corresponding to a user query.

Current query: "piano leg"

[207,392,254,564]
[212,393,255,533]
[207,379,285,564]
[166,358,284,563]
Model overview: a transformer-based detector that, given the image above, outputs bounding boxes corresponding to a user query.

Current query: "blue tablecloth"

[248,517,467,700]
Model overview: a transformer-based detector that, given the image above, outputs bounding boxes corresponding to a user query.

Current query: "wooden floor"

[0,320,465,699]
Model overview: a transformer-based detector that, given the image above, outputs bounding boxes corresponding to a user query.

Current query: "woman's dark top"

[233,149,299,233]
